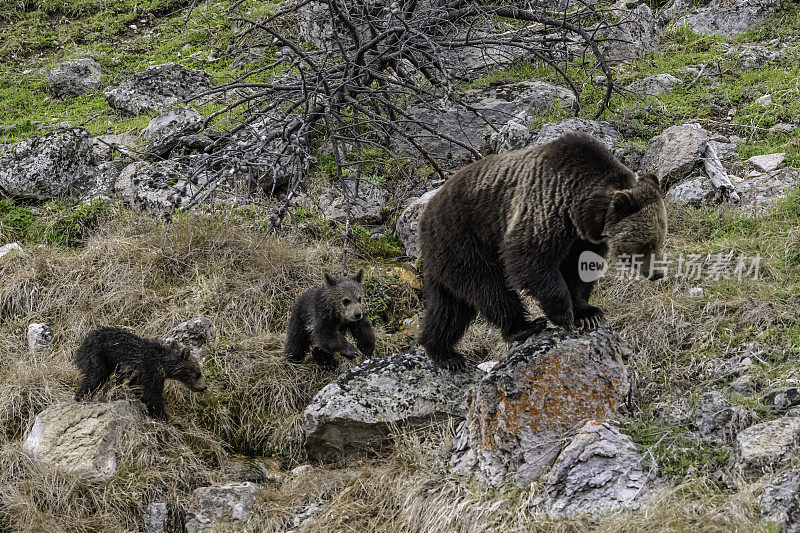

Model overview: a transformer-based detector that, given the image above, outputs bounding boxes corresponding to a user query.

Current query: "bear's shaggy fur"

[74,326,207,420]
[285,270,375,369]
[419,133,667,370]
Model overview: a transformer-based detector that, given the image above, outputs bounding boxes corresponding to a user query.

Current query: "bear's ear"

[606,189,639,226]
[181,347,192,360]
[324,273,338,287]
[639,173,660,191]
[167,339,180,351]
[353,269,364,284]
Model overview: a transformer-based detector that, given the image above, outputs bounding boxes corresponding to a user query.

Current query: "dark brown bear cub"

[285,270,375,369]
[419,132,668,370]
[74,326,207,420]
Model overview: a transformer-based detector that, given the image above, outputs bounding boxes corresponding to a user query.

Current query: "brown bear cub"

[419,132,667,370]
[74,326,207,420]
[285,270,375,369]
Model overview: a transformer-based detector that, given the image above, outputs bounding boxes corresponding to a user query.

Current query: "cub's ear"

[324,273,338,287]
[353,269,364,284]
[639,173,661,191]
[181,347,192,360]
[167,339,180,350]
[606,189,639,226]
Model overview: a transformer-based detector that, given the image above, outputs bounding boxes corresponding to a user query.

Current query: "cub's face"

[169,345,208,392]
[324,269,366,323]
[604,175,668,280]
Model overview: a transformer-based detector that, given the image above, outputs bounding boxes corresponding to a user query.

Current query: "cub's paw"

[339,344,360,360]
[575,307,605,330]
[502,317,548,343]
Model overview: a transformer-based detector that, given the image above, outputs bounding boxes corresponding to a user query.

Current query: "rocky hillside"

[1,0,800,531]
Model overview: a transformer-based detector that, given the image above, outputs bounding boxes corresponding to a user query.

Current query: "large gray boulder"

[142,108,205,158]
[395,187,440,259]
[23,401,134,482]
[45,58,102,98]
[677,0,783,35]
[104,63,213,115]
[665,176,717,207]
[185,482,261,533]
[113,160,208,213]
[604,4,659,63]
[689,391,757,444]
[543,420,658,517]
[304,349,483,459]
[450,326,631,487]
[396,81,577,167]
[731,418,800,479]
[640,123,711,186]
[529,118,620,150]
[0,128,98,200]
[319,179,387,224]
[761,470,800,533]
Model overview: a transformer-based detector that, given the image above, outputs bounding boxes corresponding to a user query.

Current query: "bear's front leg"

[311,348,338,370]
[349,318,375,358]
[507,257,575,330]
[313,327,357,360]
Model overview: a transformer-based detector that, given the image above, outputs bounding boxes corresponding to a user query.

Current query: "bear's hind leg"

[419,281,476,370]
[74,357,112,401]
[285,313,311,363]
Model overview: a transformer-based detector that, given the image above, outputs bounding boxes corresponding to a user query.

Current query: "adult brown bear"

[418,133,667,370]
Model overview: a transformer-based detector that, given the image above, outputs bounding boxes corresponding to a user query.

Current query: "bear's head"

[166,341,208,392]
[603,174,668,281]
[323,269,366,323]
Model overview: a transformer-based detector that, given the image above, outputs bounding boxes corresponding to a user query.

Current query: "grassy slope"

[0,1,799,531]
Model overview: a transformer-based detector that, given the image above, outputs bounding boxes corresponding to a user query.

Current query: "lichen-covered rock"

[764,388,800,414]
[529,118,620,150]
[304,349,482,459]
[0,243,24,260]
[489,111,532,153]
[731,418,800,479]
[640,123,711,186]
[677,0,783,35]
[747,153,786,173]
[104,63,213,115]
[142,108,205,158]
[0,128,97,200]
[735,168,800,212]
[735,46,783,70]
[113,160,209,213]
[319,179,386,224]
[604,4,659,63]
[690,391,757,444]
[27,323,53,355]
[23,401,134,482]
[395,188,440,259]
[45,58,102,98]
[450,326,630,487]
[163,317,213,359]
[625,73,683,96]
[543,421,657,517]
[93,132,139,161]
[184,482,261,533]
[665,176,717,206]
[396,81,577,167]
[145,502,168,533]
[761,470,800,533]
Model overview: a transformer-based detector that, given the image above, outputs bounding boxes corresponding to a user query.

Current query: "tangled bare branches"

[187,0,622,231]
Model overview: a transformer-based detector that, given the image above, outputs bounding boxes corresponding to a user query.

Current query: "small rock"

[688,287,704,297]
[395,188,440,259]
[729,375,760,396]
[677,0,783,36]
[764,388,800,414]
[731,418,800,479]
[185,482,261,533]
[45,58,102,98]
[666,176,717,206]
[92,132,138,161]
[604,4,659,63]
[142,108,205,158]
[529,118,620,150]
[543,421,658,517]
[104,63,213,115]
[163,317,213,359]
[0,242,24,260]
[319,179,386,224]
[735,46,782,70]
[640,123,711,186]
[489,111,532,153]
[304,349,482,459]
[477,361,498,373]
[625,73,683,96]
[735,167,800,212]
[113,160,209,213]
[27,323,53,355]
[690,391,757,444]
[761,470,800,533]
[145,502,168,533]
[747,153,786,173]
[23,401,134,482]
[769,123,796,134]
[756,94,773,107]
[291,464,313,477]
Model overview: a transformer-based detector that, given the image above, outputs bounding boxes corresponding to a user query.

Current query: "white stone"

[747,152,786,173]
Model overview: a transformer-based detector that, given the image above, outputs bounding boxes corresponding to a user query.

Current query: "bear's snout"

[354,311,362,320]
[648,271,665,281]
